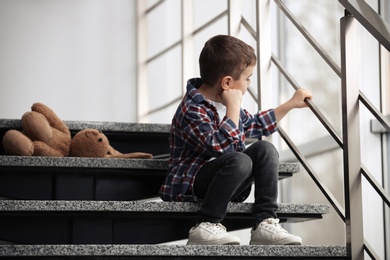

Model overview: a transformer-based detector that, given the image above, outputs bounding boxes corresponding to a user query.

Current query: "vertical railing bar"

[257,0,272,111]
[359,91,390,132]
[274,0,342,77]
[136,0,149,122]
[228,0,241,37]
[182,0,194,96]
[341,12,365,260]
[361,164,390,206]
[271,54,344,147]
[255,0,262,110]
[278,127,346,221]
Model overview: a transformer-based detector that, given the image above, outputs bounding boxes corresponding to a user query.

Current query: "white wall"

[0,0,137,122]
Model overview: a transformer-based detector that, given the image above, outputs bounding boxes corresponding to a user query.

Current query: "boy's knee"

[252,140,279,158]
[224,152,252,177]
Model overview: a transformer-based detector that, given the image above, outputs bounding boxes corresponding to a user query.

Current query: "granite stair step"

[0,156,300,200]
[0,244,348,259]
[0,200,329,245]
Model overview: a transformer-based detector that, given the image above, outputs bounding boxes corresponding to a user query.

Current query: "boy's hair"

[199,35,256,86]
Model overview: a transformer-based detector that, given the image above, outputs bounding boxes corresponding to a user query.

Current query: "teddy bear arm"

[107,152,153,159]
[31,103,70,136]
[22,111,53,143]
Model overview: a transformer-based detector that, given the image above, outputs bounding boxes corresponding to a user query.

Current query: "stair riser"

[0,168,164,200]
[0,213,252,244]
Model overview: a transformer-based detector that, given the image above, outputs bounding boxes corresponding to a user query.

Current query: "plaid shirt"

[159,78,278,202]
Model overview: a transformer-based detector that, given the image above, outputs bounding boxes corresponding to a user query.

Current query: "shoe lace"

[203,222,227,234]
[262,218,288,233]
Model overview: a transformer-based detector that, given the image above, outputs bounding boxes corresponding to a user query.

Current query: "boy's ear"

[221,76,232,90]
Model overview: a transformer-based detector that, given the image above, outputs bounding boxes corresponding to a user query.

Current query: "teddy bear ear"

[84,129,99,138]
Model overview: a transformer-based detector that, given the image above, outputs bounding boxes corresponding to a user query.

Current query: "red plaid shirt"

[159,78,278,202]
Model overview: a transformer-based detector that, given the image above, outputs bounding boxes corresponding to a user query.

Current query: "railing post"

[136,0,149,123]
[181,0,194,95]
[340,12,364,260]
[227,0,241,37]
[256,0,271,111]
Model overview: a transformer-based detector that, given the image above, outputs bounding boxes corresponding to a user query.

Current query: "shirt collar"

[186,78,209,105]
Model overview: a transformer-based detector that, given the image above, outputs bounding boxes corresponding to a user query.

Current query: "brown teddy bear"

[2,102,71,157]
[2,102,153,159]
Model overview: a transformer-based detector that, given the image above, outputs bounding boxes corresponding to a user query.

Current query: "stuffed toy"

[2,102,71,157]
[2,102,153,159]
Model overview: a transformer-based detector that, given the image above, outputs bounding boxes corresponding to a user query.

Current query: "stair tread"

[0,119,171,133]
[0,155,300,173]
[0,244,347,258]
[0,200,329,215]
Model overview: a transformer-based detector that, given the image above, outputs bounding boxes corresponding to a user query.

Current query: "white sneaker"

[250,218,302,245]
[186,222,241,245]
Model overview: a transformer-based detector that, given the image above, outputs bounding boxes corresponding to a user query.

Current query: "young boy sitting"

[160,34,312,245]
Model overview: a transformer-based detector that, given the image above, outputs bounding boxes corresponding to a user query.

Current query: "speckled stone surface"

[0,119,171,133]
[0,155,300,173]
[0,200,329,215]
[0,155,168,170]
[0,244,347,257]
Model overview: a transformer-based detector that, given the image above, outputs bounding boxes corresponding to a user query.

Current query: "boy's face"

[228,65,254,95]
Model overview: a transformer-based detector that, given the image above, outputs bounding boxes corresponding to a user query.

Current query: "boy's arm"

[182,104,245,156]
[274,88,312,123]
[217,88,242,126]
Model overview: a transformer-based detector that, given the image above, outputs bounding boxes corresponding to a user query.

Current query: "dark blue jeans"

[193,140,279,226]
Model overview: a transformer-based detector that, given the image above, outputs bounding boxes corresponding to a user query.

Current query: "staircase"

[0,119,347,259]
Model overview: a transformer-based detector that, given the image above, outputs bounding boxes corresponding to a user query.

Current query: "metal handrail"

[339,0,390,51]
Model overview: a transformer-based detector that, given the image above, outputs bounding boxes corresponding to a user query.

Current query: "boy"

[159,35,312,245]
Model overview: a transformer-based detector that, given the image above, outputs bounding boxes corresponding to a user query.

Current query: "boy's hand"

[290,88,312,108]
[274,88,312,123]
[216,89,242,126]
[217,88,242,108]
